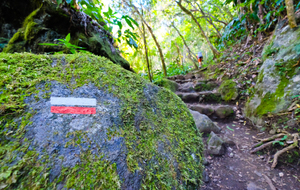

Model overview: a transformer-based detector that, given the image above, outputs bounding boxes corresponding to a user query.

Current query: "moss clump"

[0,53,203,189]
[257,68,264,83]
[195,81,218,92]
[254,59,297,116]
[3,6,42,53]
[218,80,238,101]
[24,21,37,41]
[154,78,179,92]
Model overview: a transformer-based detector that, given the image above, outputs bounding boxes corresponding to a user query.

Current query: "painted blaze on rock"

[0,53,204,189]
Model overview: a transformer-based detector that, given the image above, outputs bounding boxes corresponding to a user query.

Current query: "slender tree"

[171,22,198,69]
[123,0,167,76]
[142,21,152,82]
[285,0,297,28]
[176,0,219,57]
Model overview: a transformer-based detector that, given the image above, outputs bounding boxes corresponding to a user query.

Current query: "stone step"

[176,91,222,103]
[167,72,203,82]
[176,80,219,93]
[187,103,236,120]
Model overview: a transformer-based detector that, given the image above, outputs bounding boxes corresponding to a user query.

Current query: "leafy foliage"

[55,0,139,49]
[39,33,87,54]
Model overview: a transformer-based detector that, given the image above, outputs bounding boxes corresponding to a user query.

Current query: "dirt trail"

[168,72,300,190]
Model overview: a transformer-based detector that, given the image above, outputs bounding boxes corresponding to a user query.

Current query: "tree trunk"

[237,0,248,32]
[143,20,167,76]
[194,3,222,38]
[142,22,152,82]
[127,2,167,76]
[174,42,182,67]
[171,23,198,69]
[257,3,264,41]
[285,0,297,28]
[176,0,219,57]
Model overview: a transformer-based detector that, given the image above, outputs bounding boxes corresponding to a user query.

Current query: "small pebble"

[279,172,284,177]
[229,153,234,158]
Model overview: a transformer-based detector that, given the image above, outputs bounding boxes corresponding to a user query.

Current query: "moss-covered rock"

[1,0,131,71]
[154,78,179,92]
[0,53,204,189]
[194,81,218,92]
[218,80,238,101]
[245,22,300,126]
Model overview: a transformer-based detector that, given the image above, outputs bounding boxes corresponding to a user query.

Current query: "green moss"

[0,53,203,189]
[218,80,238,101]
[257,68,264,83]
[3,6,41,53]
[154,78,178,92]
[253,59,297,116]
[22,5,42,28]
[24,21,37,41]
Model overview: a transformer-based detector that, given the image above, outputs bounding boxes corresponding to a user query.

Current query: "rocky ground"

[167,73,300,190]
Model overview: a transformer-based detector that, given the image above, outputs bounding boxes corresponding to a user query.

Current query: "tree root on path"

[271,133,299,169]
[250,133,299,169]
[262,174,276,190]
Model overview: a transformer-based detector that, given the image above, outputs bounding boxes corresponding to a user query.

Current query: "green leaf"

[0,171,12,180]
[56,0,63,6]
[279,142,284,146]
[39,43,59,46]
[227,126,234,131]
[70,48,77,54]
[128,16,139,27]
[281,135,287,141]
[124,17,134,29]
[127,37,138,48]
[108,7,113,15]
[65,33,71,43]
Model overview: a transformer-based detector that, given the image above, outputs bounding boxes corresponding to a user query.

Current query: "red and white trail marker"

[50,97,96,114]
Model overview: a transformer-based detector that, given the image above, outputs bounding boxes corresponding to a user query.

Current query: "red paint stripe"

[51,106,96,114]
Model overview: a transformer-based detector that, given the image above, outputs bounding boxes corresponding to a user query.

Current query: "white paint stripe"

[50,97,96,106]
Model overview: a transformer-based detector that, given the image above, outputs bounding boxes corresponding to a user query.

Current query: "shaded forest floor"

[168,33,300,189]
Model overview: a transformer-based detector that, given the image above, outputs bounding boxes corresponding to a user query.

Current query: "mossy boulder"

[0,0,131,71]
[0,53,204,189]
[245,22,300,126]
[194,81,218,92]
[218,80,238,101]
[154,78,179,92]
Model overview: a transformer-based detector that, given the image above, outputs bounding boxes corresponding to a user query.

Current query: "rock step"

[177,80,219,93]
[187,103,236,120]
[176,91,222,103]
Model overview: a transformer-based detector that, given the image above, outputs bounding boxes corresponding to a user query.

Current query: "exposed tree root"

[251,133,299,169]
[256,133,288,143]
[262,174,276,190]
[250,139,281,153]
[271,134,299,169]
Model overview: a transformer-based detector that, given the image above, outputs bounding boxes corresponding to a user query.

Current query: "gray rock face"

[215,105,235,119]
[190,105,214,116]
[24,82,141,188]
[180,93,199,103]
[0,53,204,189]
[178,82,194,92]
[202,171,210,183]
[190,110,221,133]
[245,22,300,125]
[207,132,225,155]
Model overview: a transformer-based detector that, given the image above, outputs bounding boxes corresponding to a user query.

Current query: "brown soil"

[200,119,300,190]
